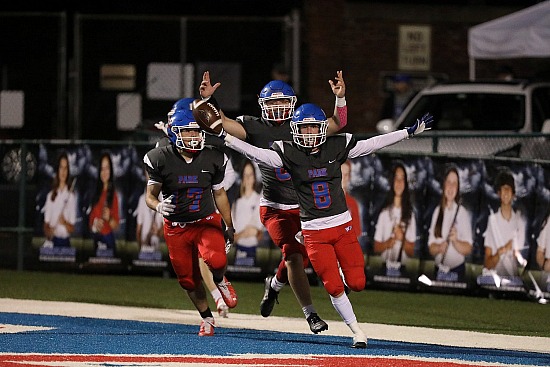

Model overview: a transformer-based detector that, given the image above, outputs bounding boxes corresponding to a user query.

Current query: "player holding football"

[155,97,237,319]
[143,108,237,337]
[201,102,432,348]
[198,70,347,334]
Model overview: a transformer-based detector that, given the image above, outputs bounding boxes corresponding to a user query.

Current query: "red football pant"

[260,206,310,281]
[260,206,309,263]
[163,213,226,291]
[302,221,365,297]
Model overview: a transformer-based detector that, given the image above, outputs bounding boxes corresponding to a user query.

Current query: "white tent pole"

[469,57,476,81]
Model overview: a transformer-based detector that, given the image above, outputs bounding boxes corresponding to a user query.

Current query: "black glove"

[406,112,434,137]
[224,226,235,254]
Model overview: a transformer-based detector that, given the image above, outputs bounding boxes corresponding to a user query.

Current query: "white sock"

[302,304,317,319]
[330,293,357,325]
[331,294,366,340]
[348,320,365,337]
[210,288,222,302]
[271,276,285,292]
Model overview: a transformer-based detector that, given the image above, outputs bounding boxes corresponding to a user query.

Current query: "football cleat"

[306,313,329,334]
[198,317,215,337]
[260,275,279,317]
[352,334,368,348]
[216,277,238,308]
[216,298,229,318]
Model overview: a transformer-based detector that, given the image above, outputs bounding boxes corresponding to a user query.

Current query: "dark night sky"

[0,1,543,16]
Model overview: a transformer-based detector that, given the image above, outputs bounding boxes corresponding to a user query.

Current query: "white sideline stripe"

[0,324,54,333]
[0,298,548,354]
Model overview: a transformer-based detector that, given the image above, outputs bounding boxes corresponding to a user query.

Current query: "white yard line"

[0,298,548,354]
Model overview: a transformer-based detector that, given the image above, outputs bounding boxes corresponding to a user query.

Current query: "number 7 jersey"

[144,144,228,223]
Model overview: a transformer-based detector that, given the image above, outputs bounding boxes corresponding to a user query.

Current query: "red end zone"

[0,354,520,367]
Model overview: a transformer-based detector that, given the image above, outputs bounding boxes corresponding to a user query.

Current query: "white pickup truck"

[376,81,550,160]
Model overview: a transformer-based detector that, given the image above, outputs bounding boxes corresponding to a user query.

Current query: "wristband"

[337,104,347,128]
[336,96,346,107]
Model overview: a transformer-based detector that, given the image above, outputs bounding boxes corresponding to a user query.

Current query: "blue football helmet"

[290,103,328,148]
[258,80,297,125]
[169,108,205,152]
[165,97,195,143]
[168,97,194,119]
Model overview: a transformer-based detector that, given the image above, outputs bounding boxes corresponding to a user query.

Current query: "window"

[399,93,525,131]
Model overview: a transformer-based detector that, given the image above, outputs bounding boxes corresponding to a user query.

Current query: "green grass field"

[0,269,548,337]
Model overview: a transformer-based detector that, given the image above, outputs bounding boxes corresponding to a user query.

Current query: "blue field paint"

[1,312,549,366]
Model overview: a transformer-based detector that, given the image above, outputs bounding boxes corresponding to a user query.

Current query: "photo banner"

[348,153,550,297]
[15,141,549,300]
[32,143,169,272]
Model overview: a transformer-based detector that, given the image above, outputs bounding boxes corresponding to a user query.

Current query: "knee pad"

[177,276,196,291]
[325,281,346,298]
[282,242,308,264]
[346,270,366,292]
[205,252,226,271]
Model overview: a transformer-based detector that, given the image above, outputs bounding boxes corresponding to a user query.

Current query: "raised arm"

[348,112,433,159]
[348,130,408,159]
[200,71,247,140]
[224,134,283,168]
[327,70,347,135]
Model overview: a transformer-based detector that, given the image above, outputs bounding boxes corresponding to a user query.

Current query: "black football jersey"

[240,115,298,205]
[144,144,226,222]
[272,134,357,223]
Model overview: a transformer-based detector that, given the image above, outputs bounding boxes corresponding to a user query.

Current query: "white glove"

[295,231,304,245]
[156,195,175,216]
[154,121,168,136]
[225,241,232,254]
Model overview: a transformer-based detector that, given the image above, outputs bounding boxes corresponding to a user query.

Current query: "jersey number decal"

[312,182,331,209]
[187,188,203,212]
[275,168,291,181]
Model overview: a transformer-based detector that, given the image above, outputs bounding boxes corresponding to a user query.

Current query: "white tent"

[468,0,550,80]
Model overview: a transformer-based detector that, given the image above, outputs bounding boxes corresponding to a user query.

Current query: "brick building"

[0,0,548,139]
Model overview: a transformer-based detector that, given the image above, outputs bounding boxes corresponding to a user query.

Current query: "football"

[191,99,223,135]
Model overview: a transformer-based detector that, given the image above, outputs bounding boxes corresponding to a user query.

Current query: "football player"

[220,103,432,348]
[155,97,236,318]
[143,108,237,337]
[198,70,347,334]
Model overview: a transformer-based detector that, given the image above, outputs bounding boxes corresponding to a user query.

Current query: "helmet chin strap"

[297,144,320,154]
[176,146,199,160]
[175,138,202,156]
